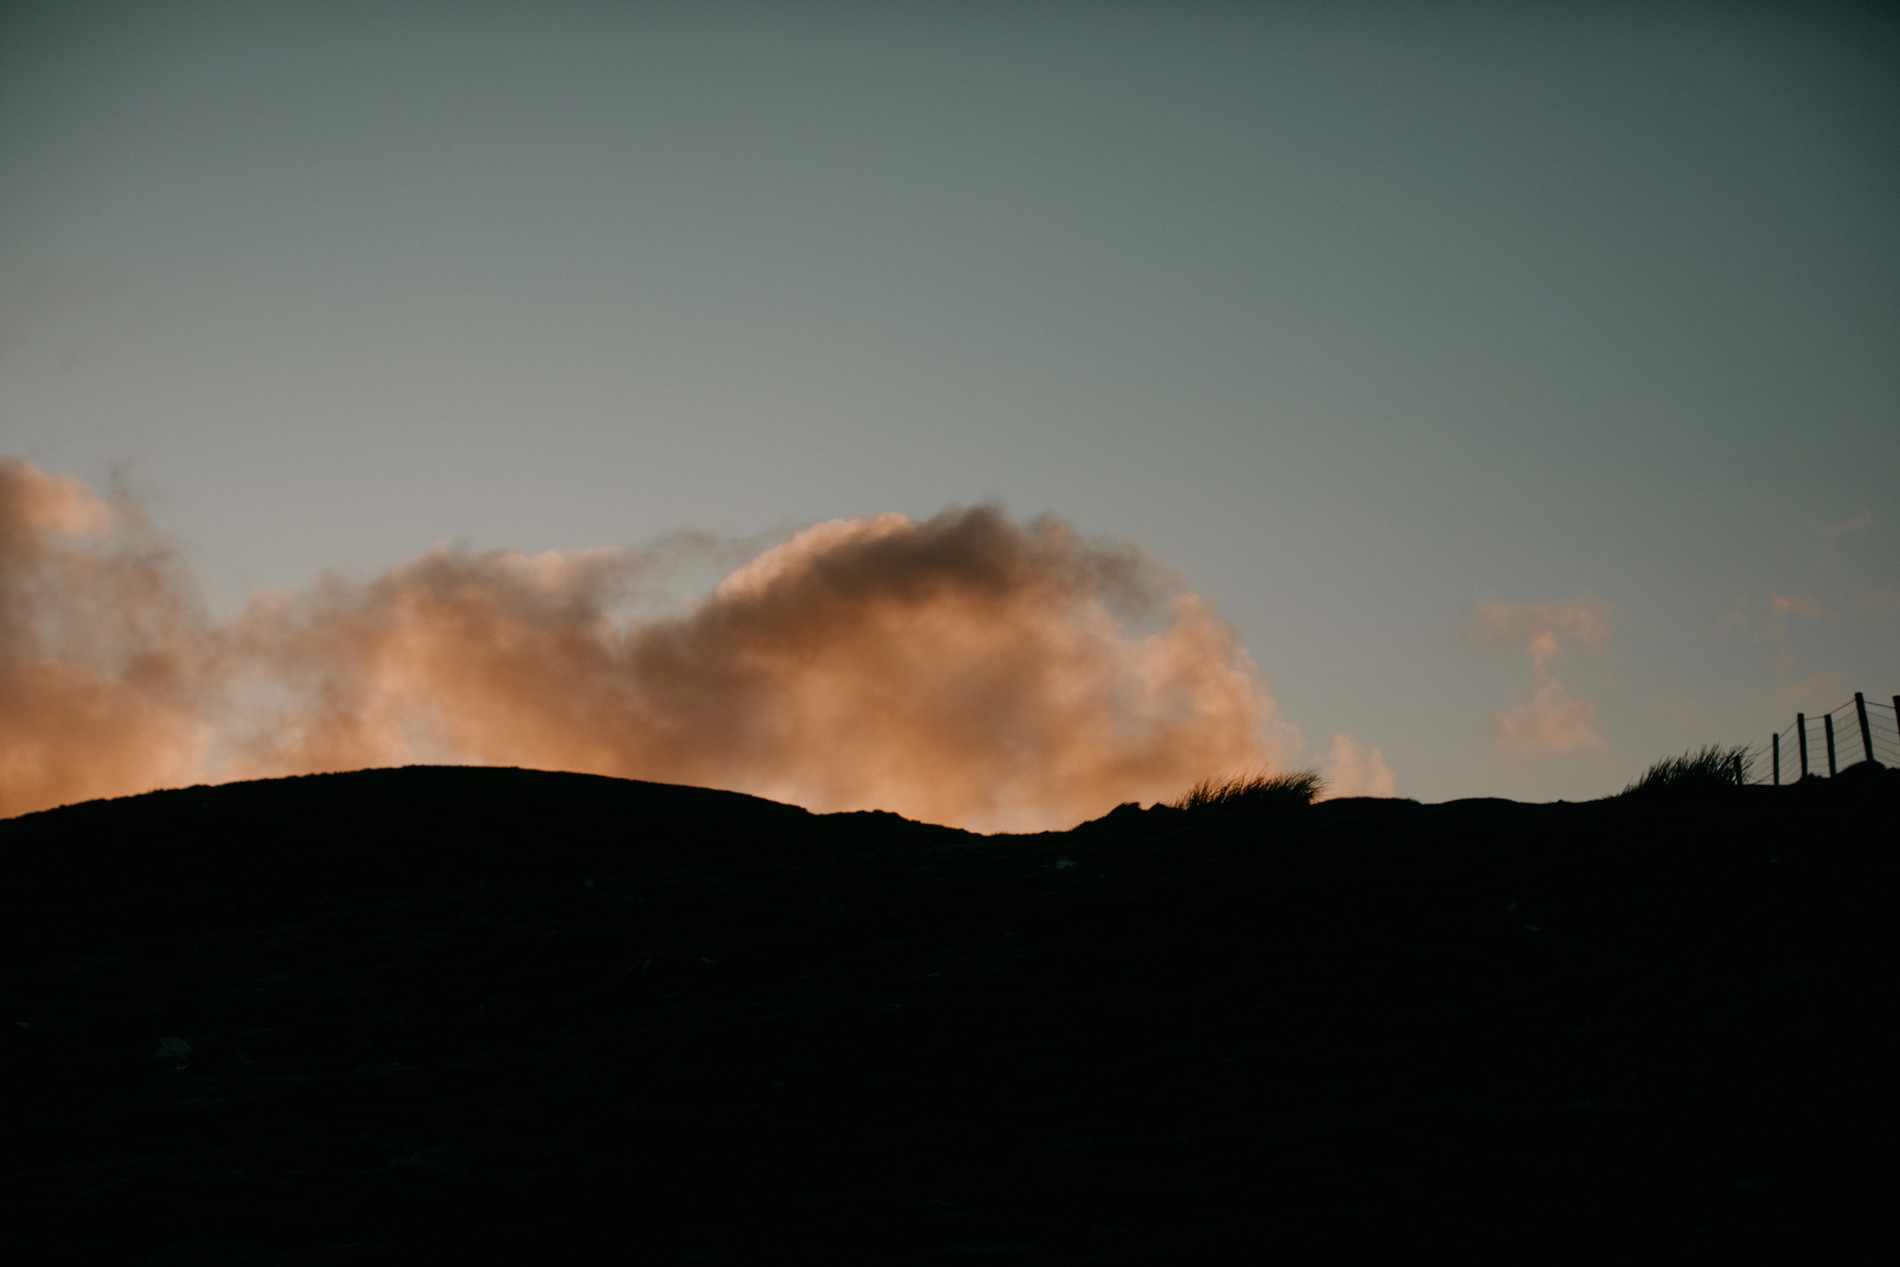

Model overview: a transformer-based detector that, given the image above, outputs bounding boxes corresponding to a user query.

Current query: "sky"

[3,1,1896,826]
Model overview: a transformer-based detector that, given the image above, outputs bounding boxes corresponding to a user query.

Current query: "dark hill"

[3,766,1892,1260]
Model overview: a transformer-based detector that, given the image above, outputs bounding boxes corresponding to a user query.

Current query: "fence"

[1736,692,1900,785]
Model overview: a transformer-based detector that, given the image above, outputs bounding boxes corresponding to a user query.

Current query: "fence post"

[1824,714,1837,776]
[1772,733,1780,785]
[1797,714,1809,778]
[1856,693,1875,765]
[1731,752,1743,784]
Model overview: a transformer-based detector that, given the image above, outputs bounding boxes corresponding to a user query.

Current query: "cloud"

[1818,510,1873,537]
[1772,671,1846,709]
[1485,677,1610,758]
[1321,733,1396,798]
[1769,595,1826,620]
[0,459,212,817]
[1462,596,1613,759]
[0,459,1298,830]
[1724,593,1836,644]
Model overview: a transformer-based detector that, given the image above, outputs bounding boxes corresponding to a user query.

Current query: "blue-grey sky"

[4,1,1896,809]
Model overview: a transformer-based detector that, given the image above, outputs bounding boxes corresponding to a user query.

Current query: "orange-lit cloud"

[1772,671,1846,709]
[1770,595,1826,620]
[1321,732,1396,798]
[1463,596,1613,759]
[0,459,212,817]
[1724,593,1837,645]
[1850,587,1899,612]
[1,459,1307,829]
[1818,510,1873,537]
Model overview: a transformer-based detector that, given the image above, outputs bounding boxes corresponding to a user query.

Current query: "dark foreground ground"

[2,766,1892,1261]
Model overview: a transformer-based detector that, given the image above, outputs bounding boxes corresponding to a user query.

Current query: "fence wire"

[1749,692,1897,784]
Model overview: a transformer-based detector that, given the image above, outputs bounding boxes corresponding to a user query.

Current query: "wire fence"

[1734,691,1899,784]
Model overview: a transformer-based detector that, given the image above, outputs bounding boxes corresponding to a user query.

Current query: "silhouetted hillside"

[3,766,1892,1260]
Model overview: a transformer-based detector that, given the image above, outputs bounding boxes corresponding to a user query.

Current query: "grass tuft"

[1170,768,1325,813]
[1619,744,1752,797]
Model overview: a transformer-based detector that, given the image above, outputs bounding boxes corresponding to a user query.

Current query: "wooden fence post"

[1797,714,1808,778]
[1772,733,1780,785]
[1731,752,1743,784]
[1824,714,1837,776]
[1856,693,1874,765]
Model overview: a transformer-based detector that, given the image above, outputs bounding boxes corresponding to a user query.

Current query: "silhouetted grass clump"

[1171,768,1325,813]
[1620,745,1752,797]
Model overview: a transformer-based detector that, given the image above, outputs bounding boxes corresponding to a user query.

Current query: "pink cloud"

[1463,595,1613,759]
[1487,677,1610,758]
[1850,588,1898,612]
[1772,671,1846,709]
[1321,733,1397,798]
[1818,510,1873,537]
[1770,596,1826,620]
[1,458,1303,830]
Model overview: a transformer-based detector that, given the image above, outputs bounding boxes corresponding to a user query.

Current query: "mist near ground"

[2,456,1401,828]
